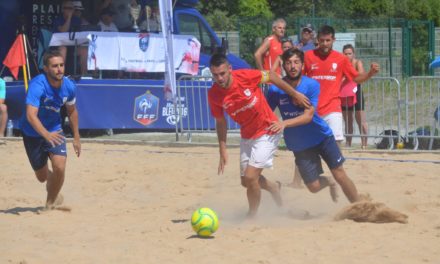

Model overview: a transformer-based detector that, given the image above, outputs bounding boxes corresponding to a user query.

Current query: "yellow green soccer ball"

[191,208,219,237]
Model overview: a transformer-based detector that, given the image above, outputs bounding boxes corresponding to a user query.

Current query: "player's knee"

[242,175,258,188]
[0,104,7,112]
[331,166,346,181]
[306,181,321,193]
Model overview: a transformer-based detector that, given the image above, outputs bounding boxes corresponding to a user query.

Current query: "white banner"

[159,0,176,101]
[86,31,200,75]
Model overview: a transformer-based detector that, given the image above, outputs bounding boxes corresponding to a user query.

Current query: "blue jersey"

[267,76,333,152]
[20,74,76,137]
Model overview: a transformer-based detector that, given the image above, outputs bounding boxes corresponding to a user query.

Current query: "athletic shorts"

[341,84,365,111]
[0,79,5,99]
[240,133,281,176]
[293,136,345,184]
[322,112,344,141]
[22,133,67,171]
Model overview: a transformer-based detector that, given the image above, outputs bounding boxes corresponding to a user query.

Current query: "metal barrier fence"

[343,77,403,149]
[177,75,440,150]
[404,77,440,150]
[176,75,240,142]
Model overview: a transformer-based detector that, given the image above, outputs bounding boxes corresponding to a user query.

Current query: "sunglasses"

[281,37,292,43]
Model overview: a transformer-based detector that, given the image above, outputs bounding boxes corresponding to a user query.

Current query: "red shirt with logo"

[208,69,277,139]
[263,36,282,75]
[303,49,359,116]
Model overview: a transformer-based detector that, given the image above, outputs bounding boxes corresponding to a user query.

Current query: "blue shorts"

[293,136,345,184]
[22,133,67,171]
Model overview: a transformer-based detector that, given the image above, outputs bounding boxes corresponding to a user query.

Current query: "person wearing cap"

[98,8,118,32]
[0,78,7,137]
[293,24,315,52]
[254,18,286,76]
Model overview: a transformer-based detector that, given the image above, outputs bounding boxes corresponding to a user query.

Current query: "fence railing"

[176,75,440,150]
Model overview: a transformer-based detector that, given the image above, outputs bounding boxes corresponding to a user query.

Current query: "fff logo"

[133,91,159,126]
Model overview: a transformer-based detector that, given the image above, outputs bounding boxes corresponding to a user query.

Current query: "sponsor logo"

[331,63,338,72]
[283,111,303,117]
[311,63,319,70]
[244,88,251,97]
[133,91,159,126]
[231,96,258,116]
[280,97,289,105]
[312,75,337,81]
[61,149,66,153]
[138,33,150,52]
[337,156,343,162]
[162,97,188,125]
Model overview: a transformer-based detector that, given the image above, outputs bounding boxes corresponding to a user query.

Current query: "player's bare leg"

[331,165,359,203]
[242,165,264,218]
[305,176,339,202]
[45,154,66,209]
[258,175,282,207]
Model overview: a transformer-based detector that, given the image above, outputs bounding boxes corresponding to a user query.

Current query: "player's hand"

[218,148,228,175]
[369,62,380,76]
[292,91,311,108]
[45,130,65,147]
[267,121,285,134]
[73,137,81,157]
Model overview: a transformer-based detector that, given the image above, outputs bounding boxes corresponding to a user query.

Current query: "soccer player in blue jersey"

[20,50,81,210]
[266,48,360,203]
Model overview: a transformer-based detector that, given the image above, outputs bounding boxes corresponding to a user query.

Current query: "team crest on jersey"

[138,33,150,52]
[244,89,251,97]
[133,91,159,126]
[331,63,338,72]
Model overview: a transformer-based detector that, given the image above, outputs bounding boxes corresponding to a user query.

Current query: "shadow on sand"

[0,206,44,215]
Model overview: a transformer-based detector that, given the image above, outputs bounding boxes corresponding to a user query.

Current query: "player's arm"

[270,56,282,76]
[267,71,310,108]
[268,105,314,133]
[353,62,379,84]
[26,105,64,147]
[254,38,270,70]
[215,116,228,175]
[66,103,81,157]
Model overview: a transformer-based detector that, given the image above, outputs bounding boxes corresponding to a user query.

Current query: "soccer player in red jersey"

[208,53,310,218]
[303,25,379,146]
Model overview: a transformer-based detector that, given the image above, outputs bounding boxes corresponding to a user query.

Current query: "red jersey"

[303,49,359,116]
[263,36,282,75]
[208,69,277,139]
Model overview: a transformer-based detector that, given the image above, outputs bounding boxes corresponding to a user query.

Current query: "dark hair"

[43,49,63,66]
[210,53,229,67]
[317,25,335,38]
[342,44,355,52]
[281,48,304,64]
[281,37,293,44]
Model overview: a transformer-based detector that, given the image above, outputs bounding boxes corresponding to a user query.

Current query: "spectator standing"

[341,44,369,149]
[0,78,7,137]
[293,24,315,52]
[139,5,161,32]
[254,18,286,76]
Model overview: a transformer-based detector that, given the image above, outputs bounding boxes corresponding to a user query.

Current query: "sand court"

[1,140,440,263]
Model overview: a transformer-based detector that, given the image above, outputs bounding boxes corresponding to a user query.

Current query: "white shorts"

[322,112,344,141]
[240,133,281,176]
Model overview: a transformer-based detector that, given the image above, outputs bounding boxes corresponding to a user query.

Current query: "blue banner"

[5,79,217,130]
